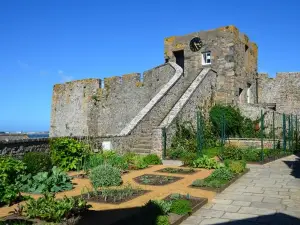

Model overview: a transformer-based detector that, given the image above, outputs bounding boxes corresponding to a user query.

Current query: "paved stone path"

[181,154,300,225]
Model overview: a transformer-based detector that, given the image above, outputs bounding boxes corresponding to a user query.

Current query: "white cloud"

[17,60,29,69]
[58,70,74,82]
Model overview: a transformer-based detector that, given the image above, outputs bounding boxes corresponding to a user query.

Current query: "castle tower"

[164,25,258,105]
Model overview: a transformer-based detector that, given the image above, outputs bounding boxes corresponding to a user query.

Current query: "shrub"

[123,152,137,163]
[17,166,73,194]
[89,164,122,189]
[131,155,148,170]
[156,215,170,225]
[170,199,192,215]
[84,152,129,172]
[210,167,234,181]
[209,105,244,137]
[83,154,104,172]
[167,148,185,159]
[0,157,26,185]
[151,200,172,215]
[181,152,197,166]
[105,153,129,170]
[123,153,148,170]
[23,152,52,174]
[50,138,91,171]
[192,167,234,188]
[0,183,20,206]
[23,193,91,222]
[219,145,244,160]
[192,155,220,169]
[224,160,246,174]
[243,148,261,162]
[143,154,162,165]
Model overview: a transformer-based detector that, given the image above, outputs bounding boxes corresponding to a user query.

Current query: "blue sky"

[0,0,299,132]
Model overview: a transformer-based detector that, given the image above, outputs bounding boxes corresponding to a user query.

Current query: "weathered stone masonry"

[0,138,49,158]
[46,25,300,156]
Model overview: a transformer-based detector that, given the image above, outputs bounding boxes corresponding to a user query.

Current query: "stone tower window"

[202,51,211,65]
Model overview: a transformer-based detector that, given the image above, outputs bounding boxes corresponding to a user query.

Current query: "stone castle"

[50,25,300,156]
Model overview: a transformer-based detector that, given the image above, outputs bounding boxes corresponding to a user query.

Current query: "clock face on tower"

[190,37,203,52]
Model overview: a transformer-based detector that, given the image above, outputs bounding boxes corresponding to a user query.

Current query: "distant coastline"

[27,133,49,139]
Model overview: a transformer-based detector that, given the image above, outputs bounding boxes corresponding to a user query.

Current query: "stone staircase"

[131,133,152,155]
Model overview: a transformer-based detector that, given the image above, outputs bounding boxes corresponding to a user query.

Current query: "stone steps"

[130,148,151,154]
[131,133,152,155]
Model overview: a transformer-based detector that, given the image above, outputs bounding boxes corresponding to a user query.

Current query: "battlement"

[258,72,300,80]
[164,25,258,57]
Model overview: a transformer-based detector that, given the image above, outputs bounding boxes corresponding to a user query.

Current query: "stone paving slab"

[180,154,300,225]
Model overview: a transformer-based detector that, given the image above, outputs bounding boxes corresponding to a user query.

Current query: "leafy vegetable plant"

[192,155,220,169]
[17,166,73,194]
[23,193,91,222]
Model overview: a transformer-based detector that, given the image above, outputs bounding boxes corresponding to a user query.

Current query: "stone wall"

[0,138,49,158]
[50,64,176,137]
[226,138,281,149]
[238,103,288,138]
[50,79,100,137]
[164,25,258,105]
[258,72,300,115]
[0,134,28,141]
[88,63,177,136]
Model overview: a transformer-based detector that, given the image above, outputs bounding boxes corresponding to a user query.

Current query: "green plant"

[160,168,195,174]
[151,200,172,215]
[180,152,197,166]
[89,164,122,189]
[202,147,221,158]
[0,183,20,206]
[0,157,26,185]
[169,193,181,200]
[219,145,244,160]
[167,148,185,159]
[23,152,52,174]
[224,160,246,174]
[131,155,148,169]
[192,178,227,188]
[50,138,91,171]
[170,199,192,215]
[192,155,220,169]
[156,215,170,225]
[23,193,91,222]
[192,167,234,189]
[83,154,104,172]
[210,104,244,137]
[210,167,234,181]
[143,154,162,165]
[83,153,128,172]
[243,148,261,161]
[16,166,73,194]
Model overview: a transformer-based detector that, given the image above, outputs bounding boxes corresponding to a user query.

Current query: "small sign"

[102,141,112,151]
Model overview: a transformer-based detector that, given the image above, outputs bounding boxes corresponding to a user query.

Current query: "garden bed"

[163,194,207,225]
[1,215,81,225]
[133,174,183,186]
[156,167,197,175]
[79,189,150,204]
[247,152,293,165]
[189,168,249,193]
